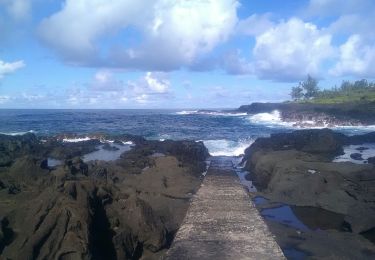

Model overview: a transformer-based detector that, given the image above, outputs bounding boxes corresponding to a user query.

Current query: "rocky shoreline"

[236,102,375,127]
[0,133,209,259]
[242,129,375,258]
[2,129,375,259]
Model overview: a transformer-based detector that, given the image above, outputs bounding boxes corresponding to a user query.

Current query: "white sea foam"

[122,141,134,145]
[0,130,35,136]
[100,139,114,143]
[203,139,254,157]
[176,110,247,116]
[333,143,375,164]
[176,110,198,115]
[83,143,132,162]
[333,125,375,132]
[199,111,247,116]
[62,137,92,142]
[247,110,292,127]
[247,110,375,131]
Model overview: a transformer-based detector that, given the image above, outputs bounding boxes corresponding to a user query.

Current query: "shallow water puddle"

[282,247,310,259]
[235,167,257,192]
[333,143,375,164]
[261,205,310,232]
[48,158,63,167]
[83,143,132,162]
[254,196,349,233]
[230,156,257,192]
[253,196,268,205]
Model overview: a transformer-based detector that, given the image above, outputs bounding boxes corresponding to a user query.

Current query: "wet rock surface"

[0,133,209,259]
[243,129,375,258]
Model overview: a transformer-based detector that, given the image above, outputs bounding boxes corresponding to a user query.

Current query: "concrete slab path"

[165,157,285,260]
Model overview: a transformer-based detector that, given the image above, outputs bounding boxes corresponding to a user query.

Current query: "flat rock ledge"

[165,157,285,260]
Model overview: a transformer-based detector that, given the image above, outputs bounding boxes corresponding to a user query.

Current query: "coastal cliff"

[236,102,375,127]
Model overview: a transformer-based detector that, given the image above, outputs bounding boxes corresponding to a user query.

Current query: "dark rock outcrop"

[350,153,364,161]
[0,133,208,259]
[243,129,375,257]
[236,102,375,126]
[368,157,375,164]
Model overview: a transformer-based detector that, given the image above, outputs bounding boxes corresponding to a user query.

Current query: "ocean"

[1,109,375,156]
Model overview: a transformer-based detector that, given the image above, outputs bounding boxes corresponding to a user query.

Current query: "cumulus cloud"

[306,0,375,77]
[0,59,25,79]
[252,18,333,81]
[330,35,375,77]
[127,72,171,103]
[38,0,239,70]
[80,70,171,106]
[144,72,169,93]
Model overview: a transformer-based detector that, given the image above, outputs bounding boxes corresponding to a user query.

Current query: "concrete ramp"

[165,157,285,260]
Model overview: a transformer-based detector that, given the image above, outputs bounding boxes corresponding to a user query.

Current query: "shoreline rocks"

[0,133,209,259]
[242,129,375,258]
[236,102,375,126]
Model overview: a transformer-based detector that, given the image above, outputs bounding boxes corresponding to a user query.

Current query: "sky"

[0,0,375,109]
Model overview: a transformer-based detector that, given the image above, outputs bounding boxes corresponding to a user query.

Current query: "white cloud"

[71,70,172,106]
[89,70,125,91]
[236,13,274,36]
[144,72,169,93]
[38,0,239,70]
[330,35,375,77]
[21,93,45,101]
[221,49,253,75]
[305,0,375,77]
[0,95,10,104]
[0,59,25,79]
[0,0,32,21]
[252,18,333,81]
[127,72,171,104]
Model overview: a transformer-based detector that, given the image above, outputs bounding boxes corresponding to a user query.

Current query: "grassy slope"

[297,89,375,104]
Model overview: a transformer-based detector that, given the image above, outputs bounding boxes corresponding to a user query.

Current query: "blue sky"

[0,0,375,109]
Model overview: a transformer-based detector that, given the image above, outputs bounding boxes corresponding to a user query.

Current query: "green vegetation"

[290,76,375,104]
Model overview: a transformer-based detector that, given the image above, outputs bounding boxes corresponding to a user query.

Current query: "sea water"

[0,109,374,157]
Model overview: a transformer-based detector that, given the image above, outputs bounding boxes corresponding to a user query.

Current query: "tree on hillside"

[302,75,319,99]
[290,75,319,101]
[290,85,304,100]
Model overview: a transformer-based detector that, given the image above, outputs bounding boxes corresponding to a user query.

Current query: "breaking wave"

[203,139,254,157]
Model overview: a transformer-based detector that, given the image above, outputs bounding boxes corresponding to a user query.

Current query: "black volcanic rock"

[0,133,41,166]
[0,134,208,259]
[242,129,347,165]
[368,157,375,164]
[350,153,364,161]
[236,102,375,126]
[242,129,375,256]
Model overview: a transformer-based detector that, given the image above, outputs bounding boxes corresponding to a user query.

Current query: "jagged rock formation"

[0,134,209,259]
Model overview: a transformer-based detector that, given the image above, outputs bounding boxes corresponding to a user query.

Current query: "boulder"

[350,153,363,161]
[368,157,375,164]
